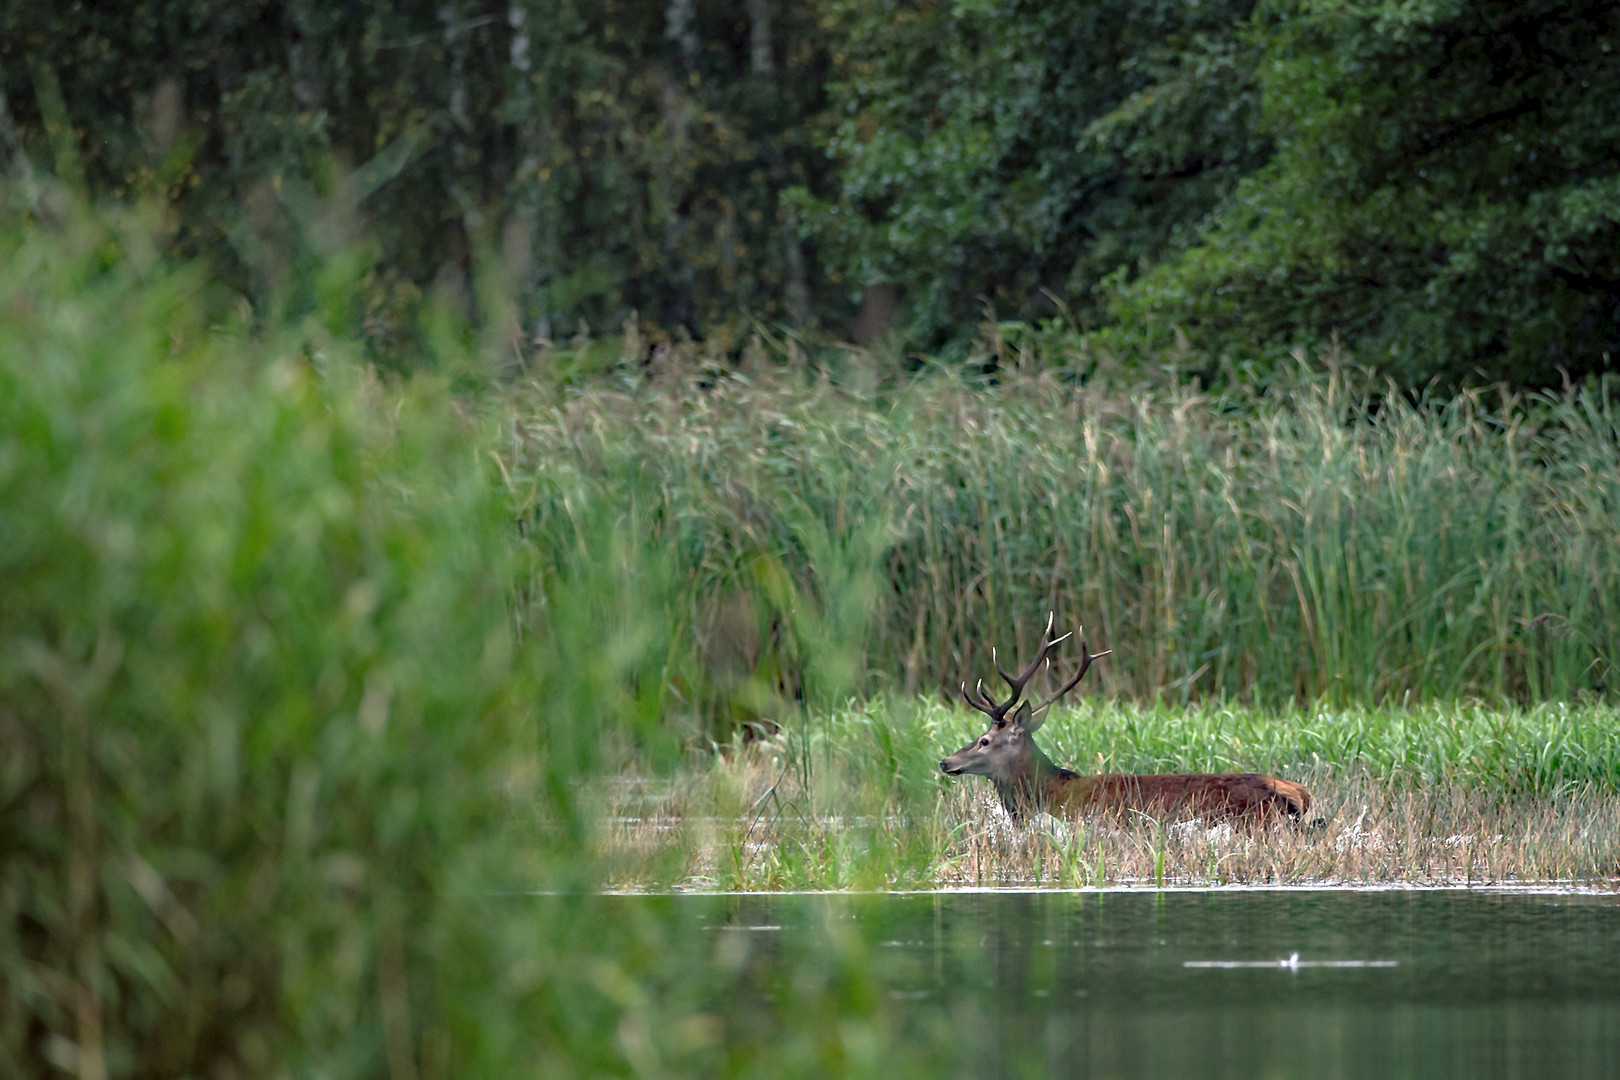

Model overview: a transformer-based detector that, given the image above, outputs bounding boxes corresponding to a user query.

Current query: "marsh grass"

[506,362,1620,728]
[593,699,1620,892]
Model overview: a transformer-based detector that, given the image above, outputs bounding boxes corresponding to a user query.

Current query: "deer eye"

[978,737,990,748]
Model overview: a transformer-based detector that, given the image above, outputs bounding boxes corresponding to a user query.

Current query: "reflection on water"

[618,889,1620,1077]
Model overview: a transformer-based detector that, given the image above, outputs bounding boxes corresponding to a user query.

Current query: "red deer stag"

[939,615,1311,823]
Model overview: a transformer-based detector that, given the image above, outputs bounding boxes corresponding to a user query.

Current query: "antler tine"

[960,679,1000,719]
[992,612,1073,705]
[1031,636,1112,714]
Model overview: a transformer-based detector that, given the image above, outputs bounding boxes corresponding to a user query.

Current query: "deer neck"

[994,741,1072,820]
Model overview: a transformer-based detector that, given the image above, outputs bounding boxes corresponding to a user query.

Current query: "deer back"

[1050,772,1312,822]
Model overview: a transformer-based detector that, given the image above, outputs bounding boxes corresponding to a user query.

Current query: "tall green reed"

[504,362,1620,725]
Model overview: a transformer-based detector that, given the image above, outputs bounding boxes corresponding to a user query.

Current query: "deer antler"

[961,613,1102,726]
[959,677,997,716]
[1029,635,1111,716]
[991,610,1071,707]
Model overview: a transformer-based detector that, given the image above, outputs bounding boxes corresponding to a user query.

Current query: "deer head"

[939,613,1107,794]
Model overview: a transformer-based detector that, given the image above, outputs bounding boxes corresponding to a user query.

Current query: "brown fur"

[1041,770,1312,822]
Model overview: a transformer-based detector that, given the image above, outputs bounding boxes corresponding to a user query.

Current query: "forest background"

[4,0,1618,388]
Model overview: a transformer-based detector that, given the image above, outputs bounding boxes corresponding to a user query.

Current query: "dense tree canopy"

[0,0,837,356]
[2,0,1615,385]
[1111,0,1620,385]
[798,0,1268,347]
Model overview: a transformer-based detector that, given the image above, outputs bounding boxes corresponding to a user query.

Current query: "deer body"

[940,616,1312,824]
[944,752,1312,823]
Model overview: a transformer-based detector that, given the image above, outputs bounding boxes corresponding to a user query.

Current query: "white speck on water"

[1184,953,1397,970]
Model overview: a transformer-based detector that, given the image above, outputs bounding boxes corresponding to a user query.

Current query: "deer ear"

[1023,703,1050,733]
[1009,700,1038,732]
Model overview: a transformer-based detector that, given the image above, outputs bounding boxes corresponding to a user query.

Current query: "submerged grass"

[594,699,1620,892]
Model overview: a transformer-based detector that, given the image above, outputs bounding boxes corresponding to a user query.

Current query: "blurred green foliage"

[0,199,544,1076]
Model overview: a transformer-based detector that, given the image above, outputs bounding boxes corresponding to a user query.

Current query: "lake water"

[621,888,1620,1078]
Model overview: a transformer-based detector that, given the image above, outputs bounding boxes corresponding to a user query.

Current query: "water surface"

[607,889,1620,1077]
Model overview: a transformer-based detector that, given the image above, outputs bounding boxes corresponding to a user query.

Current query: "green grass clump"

[1031,699,1620,794]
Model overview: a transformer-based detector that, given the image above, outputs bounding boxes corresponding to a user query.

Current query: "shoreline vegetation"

[600,778,1620,893]
[595,699,1620,893]
[8,204,1620,1075]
